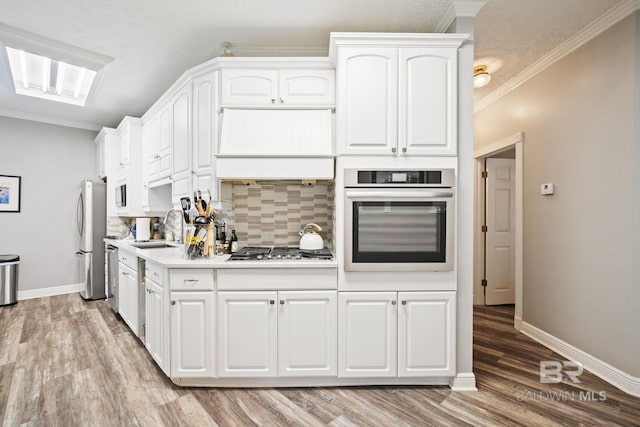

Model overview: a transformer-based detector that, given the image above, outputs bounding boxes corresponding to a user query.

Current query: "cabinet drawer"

[217,268,337,290]
[145,262,165,286]
[118,250,137,270]
[170,269,214,291]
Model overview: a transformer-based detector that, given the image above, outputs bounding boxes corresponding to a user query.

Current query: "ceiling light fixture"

[6,47,97,106]
[473,65,491,88]
[0,23,113,107]
[221,41,234,57]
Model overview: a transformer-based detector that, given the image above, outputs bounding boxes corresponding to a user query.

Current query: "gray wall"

[0,116,98,293]
[475,14,639,376]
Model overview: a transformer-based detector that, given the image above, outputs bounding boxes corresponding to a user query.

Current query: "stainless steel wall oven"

[344,169,455,272]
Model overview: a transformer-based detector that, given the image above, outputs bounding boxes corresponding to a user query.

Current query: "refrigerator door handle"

[76,193,84,237]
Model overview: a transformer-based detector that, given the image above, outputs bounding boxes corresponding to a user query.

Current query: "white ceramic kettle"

[299,223,324,250]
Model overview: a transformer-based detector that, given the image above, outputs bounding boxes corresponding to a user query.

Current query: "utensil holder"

[184,224,208,259]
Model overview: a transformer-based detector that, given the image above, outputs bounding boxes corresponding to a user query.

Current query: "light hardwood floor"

[1,295,639,426]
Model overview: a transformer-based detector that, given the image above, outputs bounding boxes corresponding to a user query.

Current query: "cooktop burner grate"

[228,246,333,261]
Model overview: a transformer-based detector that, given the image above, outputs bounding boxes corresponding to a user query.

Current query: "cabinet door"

[192,71,218,201]
[336,47,398,155]
[398,292,455,377]
[170,291,214,378]
[143,113,160,182]
[96,138,106,179]
[120,124,131,166]
[118,262,139,336]
[338,292,397,377]
[157,105,172,179]
[278,70,335,106]
[217,291,277,377]
[278,291,337,377]
[171,84,192,203]
[146,278,165,370]
[398,48,457,156]
[221,70,278,106]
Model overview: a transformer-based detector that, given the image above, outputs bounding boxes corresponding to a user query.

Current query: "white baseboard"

[18,283,84,300]
[514,316,522,331]
[450,373,477,391]
[521,321,640,397]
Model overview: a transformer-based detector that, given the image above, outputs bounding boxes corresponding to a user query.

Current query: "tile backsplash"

[231,182,334,249]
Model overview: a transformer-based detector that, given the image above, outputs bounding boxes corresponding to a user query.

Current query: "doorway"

[473,132,524,329]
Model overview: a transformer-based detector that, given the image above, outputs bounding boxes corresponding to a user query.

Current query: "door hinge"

[481,279,488,287]
[481,170,488,179]
[481,225,488,233]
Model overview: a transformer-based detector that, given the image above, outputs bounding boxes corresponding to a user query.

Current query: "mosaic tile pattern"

[232,182,334,249]
[107,217,131,239]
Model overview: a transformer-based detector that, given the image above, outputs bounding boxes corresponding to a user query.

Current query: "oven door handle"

[345,189,454,200]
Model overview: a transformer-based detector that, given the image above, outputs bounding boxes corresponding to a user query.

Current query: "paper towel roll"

[136,218,151,241]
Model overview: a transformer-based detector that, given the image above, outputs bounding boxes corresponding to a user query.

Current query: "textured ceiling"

[474,0,622,101]
[0,0,627,131]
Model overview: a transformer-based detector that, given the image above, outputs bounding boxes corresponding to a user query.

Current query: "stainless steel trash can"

[0,255,19,306]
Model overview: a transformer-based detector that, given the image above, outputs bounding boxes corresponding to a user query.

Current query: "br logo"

[540,361,584,384]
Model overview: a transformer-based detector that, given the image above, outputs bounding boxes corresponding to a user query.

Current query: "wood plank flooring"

[1,295,639,426]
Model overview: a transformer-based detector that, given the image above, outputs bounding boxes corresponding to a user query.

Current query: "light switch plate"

[541,183,555,195]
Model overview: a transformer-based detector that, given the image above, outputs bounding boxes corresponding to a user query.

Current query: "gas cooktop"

[228,246,333,261]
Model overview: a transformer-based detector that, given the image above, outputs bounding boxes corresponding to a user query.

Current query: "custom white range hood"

[216,109,334,180]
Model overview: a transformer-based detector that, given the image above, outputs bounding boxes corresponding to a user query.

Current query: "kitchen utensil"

[180,197,191,224]
[299,223,324,250]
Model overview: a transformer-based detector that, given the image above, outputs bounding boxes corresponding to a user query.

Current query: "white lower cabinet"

[217,291,277,377]
[279,291,337,377]
[118,261,139,336]
[338,292,397,377]
[170,291,214,378]
[397,292,456,377]
[144,264,168,374]
[217,290,337,378]
[339,291,456,378]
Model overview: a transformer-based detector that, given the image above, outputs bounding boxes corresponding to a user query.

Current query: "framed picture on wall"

[0,175,21,213]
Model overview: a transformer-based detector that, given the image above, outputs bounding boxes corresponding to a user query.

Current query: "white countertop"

[105,239,338,269]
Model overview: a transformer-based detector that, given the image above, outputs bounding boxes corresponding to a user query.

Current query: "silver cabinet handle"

[391,147,397,154]
[121,272,127,275]
[279,97,283,103]
[171,300,176,305]
[269,300,275,305]
[401,300,407,305]
[391,300,397,305]
[184,279,198,285]
[271,98,275,104]
[279,300,285,305]
[402,147,407,154]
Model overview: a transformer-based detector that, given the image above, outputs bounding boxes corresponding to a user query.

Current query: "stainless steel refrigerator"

[76,180,107,300]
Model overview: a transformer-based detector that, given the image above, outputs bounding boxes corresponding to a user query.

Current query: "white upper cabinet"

[142,106,172,185]
[336,47,398,155]
[192,70,219,201]
[220,63,335,107]
[220,69,278,106]
[277,70,335,106]
[115,117,143,216]
[398,48,458,156]
[171,81,192,204]
[330,33,466,157]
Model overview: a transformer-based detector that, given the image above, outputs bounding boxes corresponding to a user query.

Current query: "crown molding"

[452,0,488,17]
[434,2,456,33]
[475,0,640,113]
[435,0,487,33]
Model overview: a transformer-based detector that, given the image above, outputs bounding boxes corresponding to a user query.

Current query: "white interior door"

[485,158,516,305]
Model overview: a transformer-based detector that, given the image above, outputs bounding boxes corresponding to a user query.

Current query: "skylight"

[6,47,97,106]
